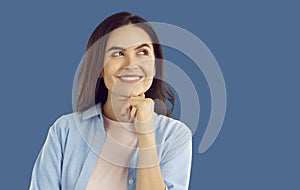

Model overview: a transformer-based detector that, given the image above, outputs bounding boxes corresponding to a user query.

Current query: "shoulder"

[47,112,84,144]
[51,112,77,131]
[154,114,192,164]
[154,114,191,133]
[45,111,95,153]
[154,113,192,142]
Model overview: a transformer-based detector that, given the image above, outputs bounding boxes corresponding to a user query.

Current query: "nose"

[123,53,138,70]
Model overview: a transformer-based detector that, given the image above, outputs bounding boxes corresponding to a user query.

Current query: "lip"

[116,74,143,83]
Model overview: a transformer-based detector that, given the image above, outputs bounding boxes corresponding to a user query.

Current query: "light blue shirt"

[29,103,192,190]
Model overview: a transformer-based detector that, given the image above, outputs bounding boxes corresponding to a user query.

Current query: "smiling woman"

[29,12,192,190]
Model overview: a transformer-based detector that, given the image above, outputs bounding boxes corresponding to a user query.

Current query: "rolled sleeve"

[160,125,192,190]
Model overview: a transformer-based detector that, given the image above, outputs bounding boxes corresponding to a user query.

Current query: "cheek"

[143,78,154,89]
[141,61,156,77]
[102,64,118,90]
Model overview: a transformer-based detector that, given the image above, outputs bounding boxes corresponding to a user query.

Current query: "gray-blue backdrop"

[0,0,299,189]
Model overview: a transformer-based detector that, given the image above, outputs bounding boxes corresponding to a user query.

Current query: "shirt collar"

[81,103,103,120]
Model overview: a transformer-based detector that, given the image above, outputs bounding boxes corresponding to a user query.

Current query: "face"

[102,24,156,97]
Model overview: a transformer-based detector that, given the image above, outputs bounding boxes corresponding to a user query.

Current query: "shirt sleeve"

[160,124,192,190]
[29,124,63,190]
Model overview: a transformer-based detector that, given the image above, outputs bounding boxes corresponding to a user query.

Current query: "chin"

[131,84,152,96]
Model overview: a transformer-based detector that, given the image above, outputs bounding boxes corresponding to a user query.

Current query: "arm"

[128,95,192,190]
[135,118,192,190]
[136,130,166,190]
[128,95,166,190]
[160,129,192,190]
[29,125,63,190]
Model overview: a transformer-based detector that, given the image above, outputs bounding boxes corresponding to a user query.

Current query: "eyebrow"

[106,43,152,53]
[134,43,152,50]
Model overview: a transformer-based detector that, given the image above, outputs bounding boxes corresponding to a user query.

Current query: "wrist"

[135,117,154,134]
[138,132,156,148]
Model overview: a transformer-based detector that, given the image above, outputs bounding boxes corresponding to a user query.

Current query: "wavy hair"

[74,12,175,117]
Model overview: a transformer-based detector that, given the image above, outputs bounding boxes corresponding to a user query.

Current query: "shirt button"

[128,179,134,185]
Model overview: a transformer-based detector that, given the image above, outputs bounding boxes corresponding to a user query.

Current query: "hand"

[120,93,154,133]
[130,93,154,122]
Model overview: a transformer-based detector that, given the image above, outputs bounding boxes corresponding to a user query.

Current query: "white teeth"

[120,76,140,81]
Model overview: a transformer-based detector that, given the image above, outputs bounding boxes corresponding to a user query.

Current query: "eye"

[112,51,124,57]
[137,49,149,56]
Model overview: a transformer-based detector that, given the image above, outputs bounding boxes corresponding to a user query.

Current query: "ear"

[153,63,156,78]
[99,70,104,78]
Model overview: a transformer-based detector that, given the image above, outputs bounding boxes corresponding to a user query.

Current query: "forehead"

[106,25,152,49]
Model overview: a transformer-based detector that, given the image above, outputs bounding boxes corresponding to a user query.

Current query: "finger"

[127,107,131,120]
[128,99,143,108]
[117,95,129,101]
[128,99,144,108]
[129,96,144,101]
[130,106,137,120]
[129,98,152,107]
[139,93,145,98]
[128,95,147,104]
[120,101,130,115]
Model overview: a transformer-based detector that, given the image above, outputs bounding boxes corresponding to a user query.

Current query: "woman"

[30,12,192,190]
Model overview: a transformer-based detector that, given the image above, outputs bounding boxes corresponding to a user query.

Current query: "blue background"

[1,0,299,189]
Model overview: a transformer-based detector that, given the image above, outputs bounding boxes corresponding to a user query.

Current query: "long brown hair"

[74,12,175,117]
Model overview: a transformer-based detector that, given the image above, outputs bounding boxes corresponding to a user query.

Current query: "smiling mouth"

[116,75,143,83]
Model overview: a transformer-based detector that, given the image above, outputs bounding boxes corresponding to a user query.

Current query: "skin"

[101,25,166,190]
